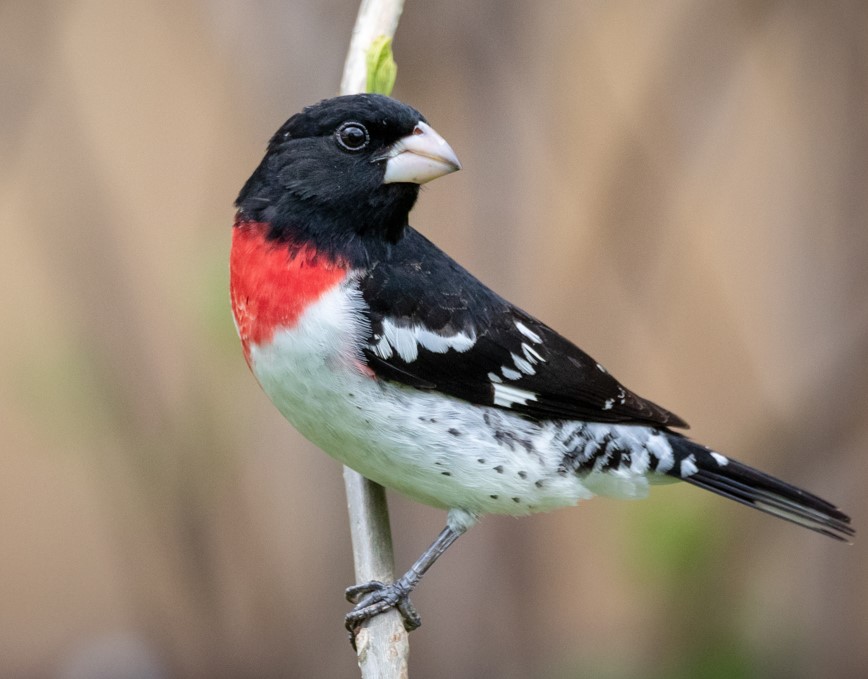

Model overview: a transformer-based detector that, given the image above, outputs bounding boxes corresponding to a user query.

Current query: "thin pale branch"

[341,0,405,95]
[340,1,408,676]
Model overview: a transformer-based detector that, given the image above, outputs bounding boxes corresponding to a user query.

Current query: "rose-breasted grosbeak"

[230,94,853,636]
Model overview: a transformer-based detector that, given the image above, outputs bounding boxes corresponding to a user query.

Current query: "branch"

[342,469,408,676]
[340,1,408,676]
[341,0,405,95]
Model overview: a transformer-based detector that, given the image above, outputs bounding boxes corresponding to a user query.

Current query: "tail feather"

[665,434,854,542]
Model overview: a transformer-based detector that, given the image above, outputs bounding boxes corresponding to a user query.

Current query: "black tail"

[665,434,854,542]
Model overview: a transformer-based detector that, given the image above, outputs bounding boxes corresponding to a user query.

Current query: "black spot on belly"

[560,424,586,450]
[490,494,499,500]
[441,471,451,476]
[493,465,504,473]
[512,497,521,503]
[534,479,544,488]
[602,447,624,471]
[494,429,535,453]
[477,458,486,464]
[448,428,461,436]
[568,433,639,476]
[517,470,528,479]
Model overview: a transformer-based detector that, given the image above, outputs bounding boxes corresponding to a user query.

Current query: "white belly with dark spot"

[249,282,667,515]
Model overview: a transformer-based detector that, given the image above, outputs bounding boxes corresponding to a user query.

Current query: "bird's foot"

[345,579,421,644]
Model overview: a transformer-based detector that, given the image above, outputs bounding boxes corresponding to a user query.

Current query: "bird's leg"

[345,510,473,640]
[345,524,462,633]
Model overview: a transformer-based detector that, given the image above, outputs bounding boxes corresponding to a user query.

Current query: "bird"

[229,93,853,638]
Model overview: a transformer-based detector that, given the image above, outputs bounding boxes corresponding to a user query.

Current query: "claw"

[345,580,386,604]
[395,597,421,630]
[344,579,421,644]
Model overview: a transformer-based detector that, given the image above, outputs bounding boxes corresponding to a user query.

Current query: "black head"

[236,94,460,261]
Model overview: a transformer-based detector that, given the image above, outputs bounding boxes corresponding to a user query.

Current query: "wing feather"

[361,228,687,429]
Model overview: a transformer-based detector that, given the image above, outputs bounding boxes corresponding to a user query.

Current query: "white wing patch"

[373,335,393,360]
[510,352,536,376]
[522,343,544,364]
[515,320,542,344]
[485,324,550,385]
[493,383,538,408]
[373,318,476,363]
[497,321,548,380]
[501,367,522,381]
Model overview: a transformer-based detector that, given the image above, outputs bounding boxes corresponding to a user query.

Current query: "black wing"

[360,228,687,429]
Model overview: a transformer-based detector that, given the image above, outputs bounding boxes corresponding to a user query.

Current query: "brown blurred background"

[2,1,866,677]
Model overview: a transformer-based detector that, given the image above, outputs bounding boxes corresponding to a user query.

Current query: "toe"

[396,598,421,631]
[345,580,385,603]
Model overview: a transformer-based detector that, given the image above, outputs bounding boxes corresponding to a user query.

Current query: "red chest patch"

[230,220,347,363]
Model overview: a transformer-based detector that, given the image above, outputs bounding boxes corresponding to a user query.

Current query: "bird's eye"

[336,122,370,152]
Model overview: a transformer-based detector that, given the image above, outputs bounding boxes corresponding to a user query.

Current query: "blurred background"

[2,1,866,677]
